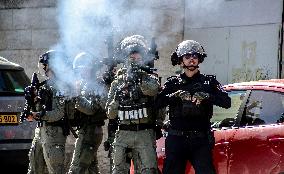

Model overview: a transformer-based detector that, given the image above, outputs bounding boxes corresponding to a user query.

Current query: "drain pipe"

[279,1,284,78]
[182,0,186,41]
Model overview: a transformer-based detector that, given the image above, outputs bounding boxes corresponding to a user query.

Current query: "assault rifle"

[115,62,150,106]
[102,33,119,86]
[147,37,159,68]
[20,72,40,123]
[147,37,160,83]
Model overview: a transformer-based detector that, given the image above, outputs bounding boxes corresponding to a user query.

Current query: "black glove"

[155,125,163,140]
[103,140,111,151]
[102,71,115,85]
[193,92,210,101]
[167,90,191,101]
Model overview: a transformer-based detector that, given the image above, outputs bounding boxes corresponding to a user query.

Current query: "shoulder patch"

[216,83,226,92]
[164,75,182,87]
[205,74,216,79]
[202,74,216,84]
[166,75,182,82]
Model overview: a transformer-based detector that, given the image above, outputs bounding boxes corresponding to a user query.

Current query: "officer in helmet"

[27,50,70,174]
[156,40,231,174]
[106,35,160,174]
[68,52,107,174]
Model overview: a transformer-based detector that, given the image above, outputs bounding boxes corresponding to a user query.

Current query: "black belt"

[45,121,63,127]
[168,129,207,137]
[119,124,153,131]
[88,120,105,126]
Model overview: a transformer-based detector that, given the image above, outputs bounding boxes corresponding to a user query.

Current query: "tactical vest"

[71,80,108,127]
[118,96,156,125]
[168,74,215,121]
[114,67,158,125]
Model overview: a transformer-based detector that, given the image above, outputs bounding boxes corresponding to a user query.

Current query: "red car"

[155,79,284,174]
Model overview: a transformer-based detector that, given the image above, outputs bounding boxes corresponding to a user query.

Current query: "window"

[0,70,29,94]
[241,90,284,126]
[212,90,246,128]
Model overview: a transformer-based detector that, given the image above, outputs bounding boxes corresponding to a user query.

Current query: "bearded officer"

[106,35,160,174]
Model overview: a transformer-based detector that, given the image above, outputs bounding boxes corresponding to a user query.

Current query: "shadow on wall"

[232,67,271,83]
[0,0,26,8]
[0,0,56,8]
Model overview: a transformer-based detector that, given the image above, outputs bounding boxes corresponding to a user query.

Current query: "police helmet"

[38,50,69,77]
[39,50,67,65]
[73,52,95,70]
[120,35,148,58]
[171,40,207,66]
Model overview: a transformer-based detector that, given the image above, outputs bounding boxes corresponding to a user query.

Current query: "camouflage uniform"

[27,127,48,174]
[68,81,107,174]
[27,80,69,174]
[28,50,75,174]
[67,52,108,174]
[106,118,136,174]
[107,65,160,174]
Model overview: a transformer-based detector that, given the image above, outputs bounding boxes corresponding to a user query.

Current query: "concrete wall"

[1,0,283,173]
[184,0,283,85]
[0,0,184,173]
[0,0,58,77]
[0,0,184,83]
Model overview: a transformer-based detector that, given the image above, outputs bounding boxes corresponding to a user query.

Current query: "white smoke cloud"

[47,0,180,96]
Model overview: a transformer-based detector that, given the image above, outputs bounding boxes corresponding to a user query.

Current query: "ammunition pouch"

[119,123,153,131]
[44,120,70,136]
[118,103,148,121]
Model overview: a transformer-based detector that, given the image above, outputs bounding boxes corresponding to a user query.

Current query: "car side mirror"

[211,118,236,128]
[219,118,236,128]
[277,113,284,123]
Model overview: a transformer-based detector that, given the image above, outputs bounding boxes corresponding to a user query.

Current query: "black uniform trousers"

[162,131,216,174]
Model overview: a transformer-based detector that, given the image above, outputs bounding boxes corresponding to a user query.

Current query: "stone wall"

[0,0,184,173]
[0,0,58,77]
[0,0,184,82]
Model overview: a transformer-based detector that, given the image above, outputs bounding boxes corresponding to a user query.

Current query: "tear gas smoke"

[47,0,180,97]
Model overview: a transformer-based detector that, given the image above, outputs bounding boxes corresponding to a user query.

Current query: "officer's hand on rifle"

[31,112,40,120]
[25,114,34,121]
[102,71,115,86]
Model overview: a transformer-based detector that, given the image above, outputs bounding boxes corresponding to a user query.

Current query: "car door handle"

[268,137,284,142]
[215,142,229,148]
[214,142,229,154]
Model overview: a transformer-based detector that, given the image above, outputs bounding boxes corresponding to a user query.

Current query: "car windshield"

[0,70,30,94]
[211,90,246,126]
[241,90,284,126]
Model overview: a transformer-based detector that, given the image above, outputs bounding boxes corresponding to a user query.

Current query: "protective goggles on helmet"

[182,53,201,60]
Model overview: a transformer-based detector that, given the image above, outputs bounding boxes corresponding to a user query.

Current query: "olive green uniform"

[107,68,160,174]
[68,81,107,174]
[28,81,69,174]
